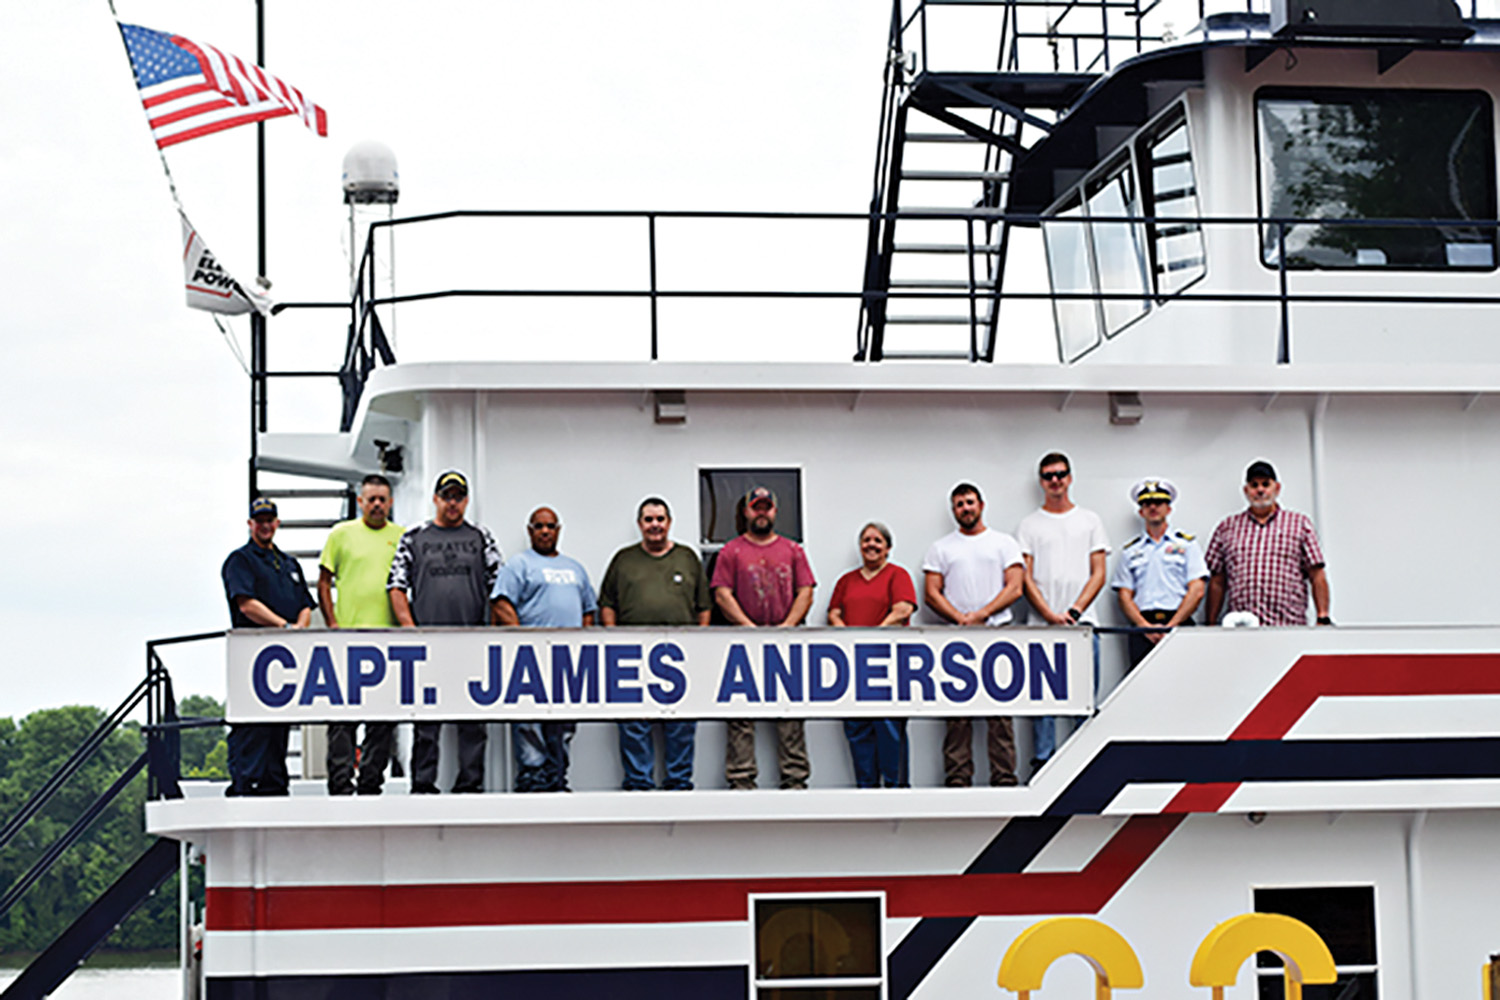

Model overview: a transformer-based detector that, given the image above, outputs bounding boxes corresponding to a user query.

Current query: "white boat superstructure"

[50,2,1500,999]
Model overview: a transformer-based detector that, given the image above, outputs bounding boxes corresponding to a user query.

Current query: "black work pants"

[1127,611,1194,670]
[326,722,396,795]
[411,722,487,793]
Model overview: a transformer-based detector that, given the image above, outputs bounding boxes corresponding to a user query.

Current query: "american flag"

[118,23,328,149]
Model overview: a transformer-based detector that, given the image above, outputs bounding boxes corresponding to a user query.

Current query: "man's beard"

[750,517,773,537]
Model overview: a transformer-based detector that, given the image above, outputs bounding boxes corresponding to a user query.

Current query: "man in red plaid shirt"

[1205,460,1332,627]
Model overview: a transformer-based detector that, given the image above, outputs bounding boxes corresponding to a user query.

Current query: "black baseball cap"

[250,497,278,519]
[1245,460,1277,482]
[434,469,469,495]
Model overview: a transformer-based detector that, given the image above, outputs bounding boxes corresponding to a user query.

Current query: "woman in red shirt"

[828,522,917,787]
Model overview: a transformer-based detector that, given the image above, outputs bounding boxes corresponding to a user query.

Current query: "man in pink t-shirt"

[712,486,817,789]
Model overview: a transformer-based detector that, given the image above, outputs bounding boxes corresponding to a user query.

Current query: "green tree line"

[0,696,225,959]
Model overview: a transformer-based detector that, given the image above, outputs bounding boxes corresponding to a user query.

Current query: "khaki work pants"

[942,717,1017,786]
[725,719,809,789]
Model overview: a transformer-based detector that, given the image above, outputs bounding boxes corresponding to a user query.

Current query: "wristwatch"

[1066,607,1082,623]
[1316,616,1333,625]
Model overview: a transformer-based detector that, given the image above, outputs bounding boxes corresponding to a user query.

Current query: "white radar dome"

[342,141,399,204]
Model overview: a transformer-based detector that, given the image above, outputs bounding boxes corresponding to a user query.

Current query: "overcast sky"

[0,1,1076,717]
[0,1,891,716]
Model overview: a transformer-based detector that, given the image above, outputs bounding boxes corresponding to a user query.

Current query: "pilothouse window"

[1086,161,1151,337]
[1044,193,1101,361]
[1257,89,1497,270]
[1140,112,1207,294]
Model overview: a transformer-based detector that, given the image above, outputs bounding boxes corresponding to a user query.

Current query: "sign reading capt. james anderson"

[224,627,1092,722]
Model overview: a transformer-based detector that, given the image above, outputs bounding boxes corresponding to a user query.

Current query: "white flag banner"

[181,212,270,316]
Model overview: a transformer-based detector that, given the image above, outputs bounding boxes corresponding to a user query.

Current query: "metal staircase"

[0,841,179,1000]
[858,0,1174,362]
[0,654,194,1000]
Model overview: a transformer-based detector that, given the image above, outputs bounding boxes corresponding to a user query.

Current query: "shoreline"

[0,948,177,971]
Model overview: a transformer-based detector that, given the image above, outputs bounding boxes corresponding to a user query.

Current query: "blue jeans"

[618,721,697,790]
[1032,715,1058,764]
[1033,715,1087,764]
[843,719,908,788]
[513,721,576,791]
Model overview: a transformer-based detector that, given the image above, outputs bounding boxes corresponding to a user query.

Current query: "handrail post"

[920,1,929,71]
[965,217,979,362]
[1277,220,1291,364]
[648,214,660,361]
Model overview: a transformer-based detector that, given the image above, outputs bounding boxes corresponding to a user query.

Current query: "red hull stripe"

[1163,782,1239,814]
[206,815,1182,932]
[1231,653,1500,741]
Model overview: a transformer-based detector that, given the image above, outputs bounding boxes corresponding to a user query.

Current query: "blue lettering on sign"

[470,647,505,706]
[939,641,977,702]
[552,645,599,704]
[346,646,386,706]
[981,641,1025,702]
[717,644,760,702]
[299,646,345,706]
[647,643,687,704]
[252,644,297,708]
[605,644,644,704]
[809,644,849,702]
[895,643,936,702]
[764,645,803,702]
[388,646,426,706]
[854,644,892,702]
[1030,641,1068,701]
[504,645,548,704]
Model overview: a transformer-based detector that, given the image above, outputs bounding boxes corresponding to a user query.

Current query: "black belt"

[1140,609,1195,626]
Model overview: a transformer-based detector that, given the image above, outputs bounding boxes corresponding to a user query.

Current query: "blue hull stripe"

[207,965,747,1000]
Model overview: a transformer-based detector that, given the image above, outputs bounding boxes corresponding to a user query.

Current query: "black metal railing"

[0,631,228,933]
[268,208,1500,395]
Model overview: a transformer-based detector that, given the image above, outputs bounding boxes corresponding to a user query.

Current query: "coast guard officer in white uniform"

[1111,478,1207,669]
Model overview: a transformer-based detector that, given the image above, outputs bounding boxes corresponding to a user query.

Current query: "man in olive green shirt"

[318,474,404,794]
[598,497,710,789]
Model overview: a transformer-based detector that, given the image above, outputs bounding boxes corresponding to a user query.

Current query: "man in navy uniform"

[221,497,315,796]
[1110,478,1207,670]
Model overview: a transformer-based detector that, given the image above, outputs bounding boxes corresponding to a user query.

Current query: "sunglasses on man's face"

[1040,470,1070,482]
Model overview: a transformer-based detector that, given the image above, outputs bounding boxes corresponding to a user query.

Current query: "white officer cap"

[1130,478,1177,505]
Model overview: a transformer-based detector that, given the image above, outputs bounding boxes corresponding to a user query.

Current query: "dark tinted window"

[1258,89,1496,270]
[1255,886,1377,1000]
[755,898,881,980]
[700,468,802,544]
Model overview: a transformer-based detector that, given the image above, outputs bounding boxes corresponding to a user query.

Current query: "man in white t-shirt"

[1017,452,1109,771]
[922,482,1024,787]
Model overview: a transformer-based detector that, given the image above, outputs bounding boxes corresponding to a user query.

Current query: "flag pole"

[248,0,267,503]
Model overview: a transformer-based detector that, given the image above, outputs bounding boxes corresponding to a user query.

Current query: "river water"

[0,967,179,997]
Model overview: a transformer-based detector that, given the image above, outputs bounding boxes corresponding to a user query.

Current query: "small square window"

[699,468,803,545]
[1254,886,1377,1000]
[756,899,880,979]
[753,896,884,1000]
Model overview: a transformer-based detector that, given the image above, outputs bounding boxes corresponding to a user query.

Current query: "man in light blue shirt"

[492,506,598,791]
[1111,478,1207,670]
